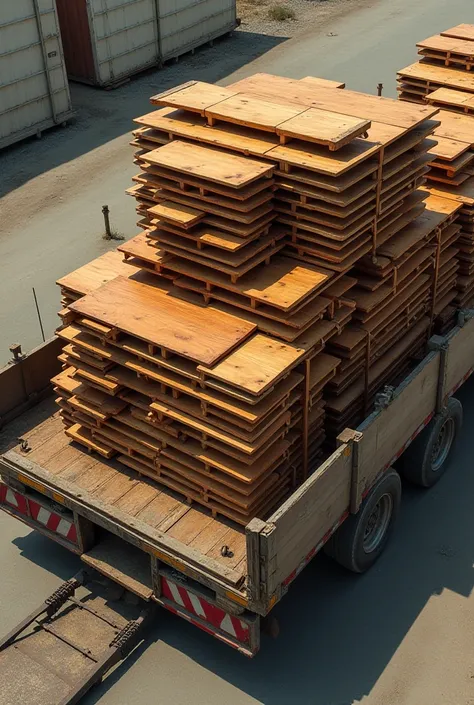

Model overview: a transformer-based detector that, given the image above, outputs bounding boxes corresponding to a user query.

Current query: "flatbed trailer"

[0,309,473,681]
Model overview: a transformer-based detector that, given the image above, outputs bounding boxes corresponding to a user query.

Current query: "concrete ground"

[1,0,474,702]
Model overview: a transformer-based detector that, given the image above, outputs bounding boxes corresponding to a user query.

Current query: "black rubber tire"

[397,397,462,488]
[324,469,401,573]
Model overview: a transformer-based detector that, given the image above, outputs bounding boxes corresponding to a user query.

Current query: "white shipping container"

[0,0,74,149]
[56,0,237,88]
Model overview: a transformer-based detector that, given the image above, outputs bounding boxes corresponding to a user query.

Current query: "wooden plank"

[153,189,273,224]
[205,94,302,132]
[82,533,153,599]
[118,233,167,265]
[135,107,279,157]
[69,275,256,366]
[65,423,115,458]
[151,232,284,280]
[442,24,474,42]
[170,255,332,311]
[198,334,305,396]
[147,201,205,227]
[417,34,474,60]
[230,73,345,93]
[276,108,371,150]
[398,61,474,93]
[144,140,274,187]
[150,81,238,112]
[267,138,380,177]
[135,163,274,201]
[230,73,437,128]
[426,87,474,112]
[429,135,471,161]
[56,250,140,297]
[433,110,474,146]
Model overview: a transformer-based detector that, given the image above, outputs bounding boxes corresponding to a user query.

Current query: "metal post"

[32,288,46,343]
[102,205,112,238]
[377,83,383,96]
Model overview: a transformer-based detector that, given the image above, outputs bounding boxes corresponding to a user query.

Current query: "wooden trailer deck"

[1,403,248,584]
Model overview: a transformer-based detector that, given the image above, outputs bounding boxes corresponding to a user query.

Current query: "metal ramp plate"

[0,572,154,705]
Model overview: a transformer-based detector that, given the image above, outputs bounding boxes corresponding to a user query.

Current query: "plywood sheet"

[198,334,305,395]
[230,73,345,94]
[205,94,302,132]
[171,255,332,311]
[433,110,474,145]
[276,108,370,149]
[267,138,380,177]
[231,73,436,128]
[429,134,471,161]
[417,34,474,59]
[144,140,274,187]
[69,275,255,366]
[398,61,474,93]
[148,200,205,227]
[118,233,167,265]
[441,24,474,41]
[150,81,237,112]
[56,250,140,297]
[135,107,279,157]
[426,87,474,111]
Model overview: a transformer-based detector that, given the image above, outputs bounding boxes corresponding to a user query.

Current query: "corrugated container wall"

[0,0,73,149]
[55,0,237,88]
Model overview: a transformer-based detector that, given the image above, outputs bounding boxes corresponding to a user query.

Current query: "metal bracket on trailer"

[336,429,363,514]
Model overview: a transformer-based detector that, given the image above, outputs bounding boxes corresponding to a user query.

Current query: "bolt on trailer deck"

[0,309,472,672]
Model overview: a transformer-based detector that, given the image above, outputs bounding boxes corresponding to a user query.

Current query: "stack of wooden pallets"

[397,25,474,105]
[54,73,454,528]
[397,28,474,318]
[326,193,463,433]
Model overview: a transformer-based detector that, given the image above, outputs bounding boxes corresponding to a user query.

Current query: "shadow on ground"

[8,380,474,705]
[0,31,287,200]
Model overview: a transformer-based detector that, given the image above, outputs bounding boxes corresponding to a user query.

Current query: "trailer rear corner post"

[336,429,363,514]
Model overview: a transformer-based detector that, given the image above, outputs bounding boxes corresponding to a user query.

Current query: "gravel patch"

[236,0,360,38]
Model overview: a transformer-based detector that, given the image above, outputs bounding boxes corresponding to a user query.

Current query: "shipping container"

[56,0,237,89]
[0,0,74,150]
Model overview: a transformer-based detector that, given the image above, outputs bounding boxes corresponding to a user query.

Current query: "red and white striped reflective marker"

[28,500,77,542]
[161,577,250,644]
[0,484,78,545]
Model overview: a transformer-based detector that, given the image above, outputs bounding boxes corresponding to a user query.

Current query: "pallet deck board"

[144,140,274,187]
[150,81,238,113]
[197,333,305,396]
[69,275,256,366]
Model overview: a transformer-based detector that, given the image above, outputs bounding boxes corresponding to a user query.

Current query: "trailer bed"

[0,401,247,586]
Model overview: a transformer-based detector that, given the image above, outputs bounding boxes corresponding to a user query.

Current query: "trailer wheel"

[324,469,401,573]
[398,397,462,488]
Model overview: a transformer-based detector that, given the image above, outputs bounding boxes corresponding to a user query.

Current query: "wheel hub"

[363,493,393,553]
[431,417,455,472]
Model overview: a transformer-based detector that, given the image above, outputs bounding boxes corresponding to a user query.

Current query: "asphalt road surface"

[1,0,474,703]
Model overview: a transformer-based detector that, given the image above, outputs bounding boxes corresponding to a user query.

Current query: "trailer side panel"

[262,445,352,596]
[356,352,440,498]
[444,314,474,397]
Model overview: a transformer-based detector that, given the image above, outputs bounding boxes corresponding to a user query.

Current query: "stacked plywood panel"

[323,193,461,434]
[128,77,440,439]
[397,25,474,105]
[54,73,448,527]
[397,28,474,316]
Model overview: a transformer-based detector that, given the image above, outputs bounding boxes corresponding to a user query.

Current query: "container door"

[56,0,96,82]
